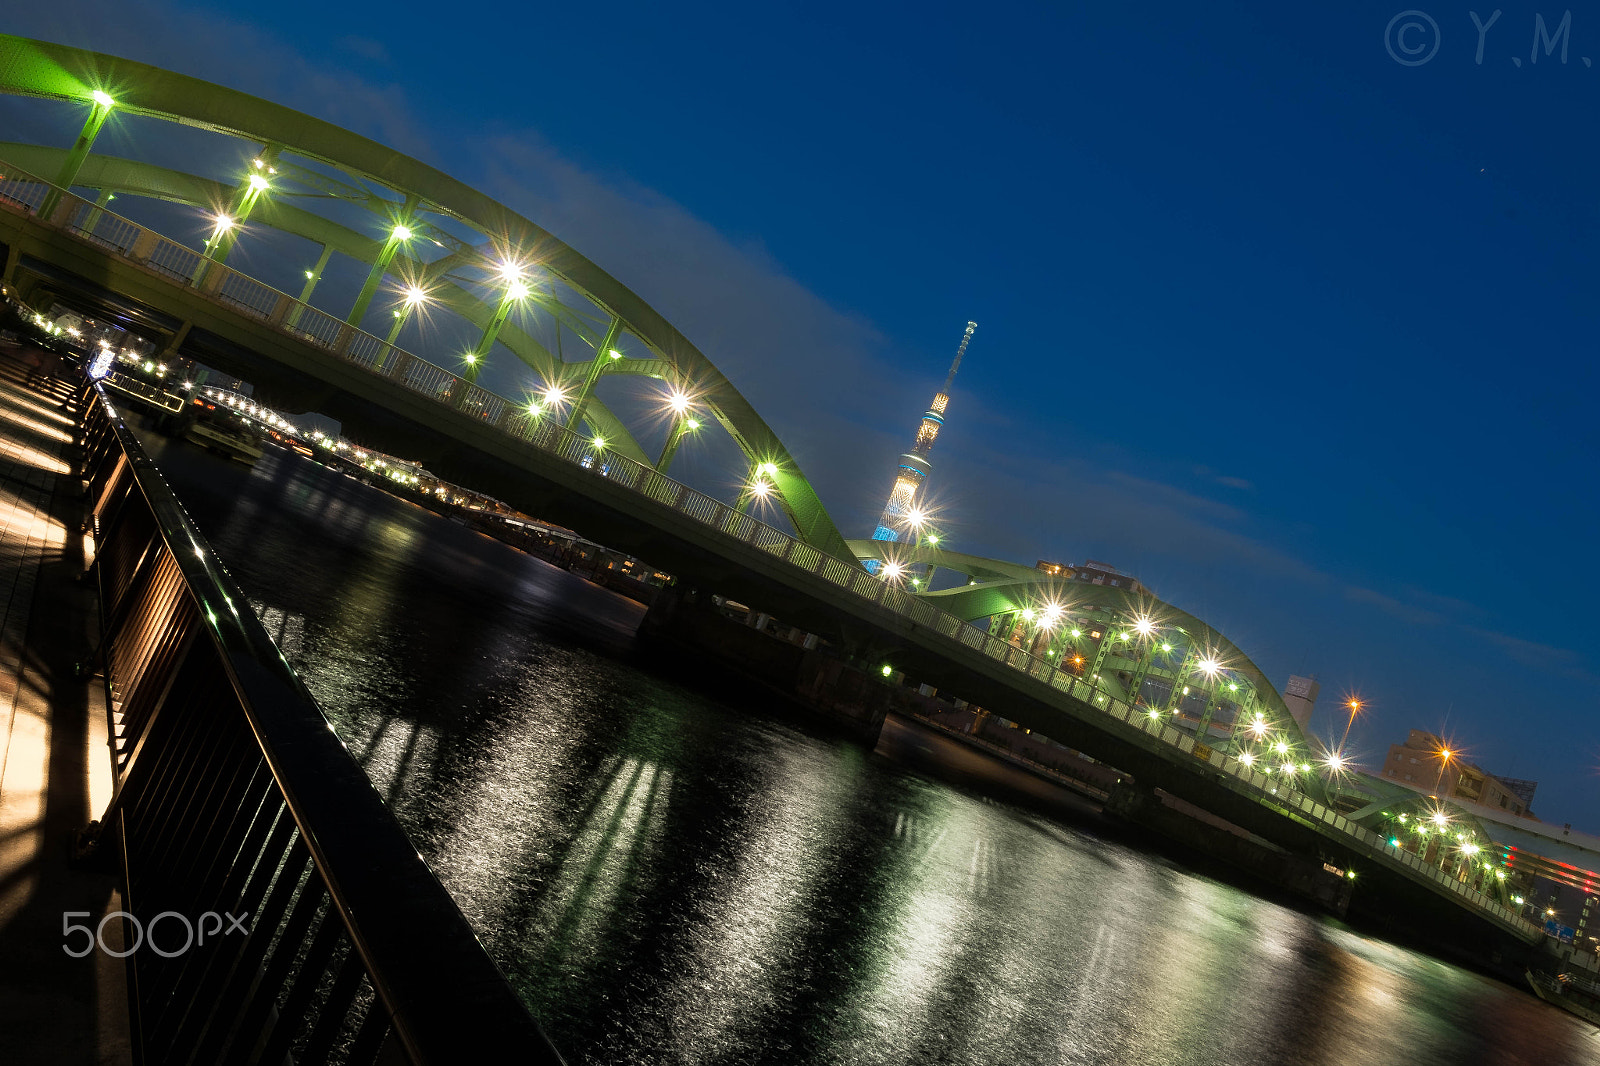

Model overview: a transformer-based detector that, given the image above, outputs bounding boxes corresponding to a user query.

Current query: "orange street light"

[1341,697,1363,748]
[1433,747,1456,795]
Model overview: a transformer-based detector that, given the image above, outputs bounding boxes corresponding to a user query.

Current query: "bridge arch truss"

[0,34,854,559]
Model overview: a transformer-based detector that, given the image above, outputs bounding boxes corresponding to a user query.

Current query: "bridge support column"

[1225,687,1262,753]
[347,195,419,326]
[655,412,697,473]
[161,322,193,363]
[564,316,624,431]
[1193,684,1224,745]
[461,266,545,387]
[1162,650,1197,714]
[1088,629,1123,686]
[40,92,115,218]
[1124,641,1157,706]
[286,244,335,329]
[79,188,114,238]
[207,145,282,264]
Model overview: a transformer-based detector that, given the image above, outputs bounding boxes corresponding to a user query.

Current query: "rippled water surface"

[141,436,1599,1065]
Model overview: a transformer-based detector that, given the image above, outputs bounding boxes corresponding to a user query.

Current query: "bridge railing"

[77,380,565,1064]
[2,159,1538,941]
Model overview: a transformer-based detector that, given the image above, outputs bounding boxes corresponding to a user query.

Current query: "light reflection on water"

[142,436,1600,1066]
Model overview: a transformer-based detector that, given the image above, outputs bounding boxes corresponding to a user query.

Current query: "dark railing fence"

[76,379,564,1065]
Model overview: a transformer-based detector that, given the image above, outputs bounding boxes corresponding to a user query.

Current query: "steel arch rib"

[0,142,656,463]
[0,34,855,560]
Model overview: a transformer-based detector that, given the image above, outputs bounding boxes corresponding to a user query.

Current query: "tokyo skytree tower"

[868,321,976,555]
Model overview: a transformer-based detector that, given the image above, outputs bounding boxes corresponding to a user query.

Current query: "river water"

[139,435,1598,1065]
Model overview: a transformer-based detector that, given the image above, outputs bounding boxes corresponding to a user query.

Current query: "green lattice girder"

[848,538,1308,744]
[0,34,856,560]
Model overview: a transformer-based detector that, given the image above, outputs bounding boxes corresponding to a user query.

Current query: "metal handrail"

[79,380,565,1064]
[3,158,1530,938]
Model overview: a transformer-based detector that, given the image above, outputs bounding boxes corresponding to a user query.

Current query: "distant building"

[1438,793,1599,950]
[1281,675,1319,730]
[1033,558,1146,595]
[1380,730,1535,817]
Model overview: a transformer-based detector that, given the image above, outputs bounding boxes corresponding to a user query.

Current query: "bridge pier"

[637,585,893,745]
[1104,778,1355,917]
[1103,777,1157,820]
[159,320,191,363]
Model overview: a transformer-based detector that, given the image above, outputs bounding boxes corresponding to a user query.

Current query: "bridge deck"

[0,351,130,1064]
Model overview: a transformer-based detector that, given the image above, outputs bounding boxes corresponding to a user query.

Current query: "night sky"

[6,3,1597,823]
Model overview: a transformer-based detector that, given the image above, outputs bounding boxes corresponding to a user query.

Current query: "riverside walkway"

[0,349,130,1065]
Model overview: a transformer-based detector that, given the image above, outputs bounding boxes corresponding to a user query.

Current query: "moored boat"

[1527,968,1600,1027]
[183,420,264,465]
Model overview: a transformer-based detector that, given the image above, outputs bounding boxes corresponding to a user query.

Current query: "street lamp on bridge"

[740,462,781,513]
[463,261,536,385]
[383,282,433,349]
[655,388,701,474]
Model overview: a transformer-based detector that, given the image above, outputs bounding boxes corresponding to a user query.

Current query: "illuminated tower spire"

[868,322,975,564]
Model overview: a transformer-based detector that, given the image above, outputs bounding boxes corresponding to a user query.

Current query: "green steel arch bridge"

[0,36,1548,960]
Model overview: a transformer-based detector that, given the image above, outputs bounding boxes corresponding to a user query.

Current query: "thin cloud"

[1398,585,1485,621]
[1193,464,1254,491]
[5,2,434,159]
[1461,626,1589,675]
[339,36,392,65]
[944,446,1328,589]
[1343,585,1445,627]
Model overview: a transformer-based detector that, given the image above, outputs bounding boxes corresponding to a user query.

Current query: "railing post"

[268,293,295,325]
[128,229,161,262]
[196,262,228,295]
[332,324,356,356]
[46,194,80,228]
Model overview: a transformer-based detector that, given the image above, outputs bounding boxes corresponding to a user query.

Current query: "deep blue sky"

[8,2,1599,821]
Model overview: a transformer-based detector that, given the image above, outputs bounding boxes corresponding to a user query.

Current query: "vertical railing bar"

[112,611,198,771]
[145,773,282,1052]
[162,809,301,1064]
[139,718,253,913]
[119,668,222,859]
[113,806,152,1058]
[217,870,327,1064]
[253,896,346,1066]
[110,617,198,777]
[87,528,163,674]
[296,947,371,1065]
[88,451,130,531]
[188,837,314,1065]
[342,989,397,1066]
[137,748,262,995]
[125,703,232,894]
[106,552,183,711]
